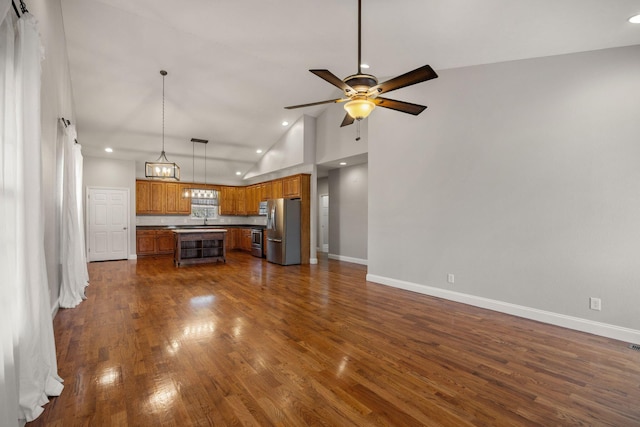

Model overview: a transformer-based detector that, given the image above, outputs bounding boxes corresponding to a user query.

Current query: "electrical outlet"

[589,297,602,311]
[447,274,455,284]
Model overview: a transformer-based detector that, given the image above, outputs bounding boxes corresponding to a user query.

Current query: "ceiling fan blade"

[340,113,355,127]
[285,98,347,110]
[310,69,354,94]
[369,65,438,96]
[372,97,427,115]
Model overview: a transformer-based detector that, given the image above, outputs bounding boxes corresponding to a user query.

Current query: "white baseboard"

[328,254,368,266]
[129,254,138,260]
[310,258,318,265]
[366,273,640,344]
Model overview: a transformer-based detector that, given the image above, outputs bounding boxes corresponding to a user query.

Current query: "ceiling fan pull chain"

[356,120,361,141]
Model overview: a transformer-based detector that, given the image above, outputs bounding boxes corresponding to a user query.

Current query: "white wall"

[83,156,136,258]
[368,45,640,341]
[316,177,329,251]
[316,103,368,165]
[31,0,75,310]
[245,114,315,180]
[328,163,368,264]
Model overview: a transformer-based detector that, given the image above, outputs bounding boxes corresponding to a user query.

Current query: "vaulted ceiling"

[60,0,640,182]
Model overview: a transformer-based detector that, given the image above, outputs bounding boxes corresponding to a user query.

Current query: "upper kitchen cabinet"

[136,180,165,214]
[246,184,260,215]
[260,181,272,201]
[282,175,301,199]
[165,183,191,215]
[136,180,191,215]
[271,179,283,199]
[236,187,247,216]
[219,186,237,215]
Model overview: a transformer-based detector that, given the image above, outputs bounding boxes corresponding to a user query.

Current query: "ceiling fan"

[285,0,438,128]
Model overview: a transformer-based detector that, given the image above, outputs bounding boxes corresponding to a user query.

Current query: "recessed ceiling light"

[629,14,640,23]
[256,149,263,154]
[105,147,113,153]
[360,63,370,69]
[235,171,242,176]
[282,121,289,126]
[339,162,347,166]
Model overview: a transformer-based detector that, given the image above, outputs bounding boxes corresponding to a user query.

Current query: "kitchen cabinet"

[260,182,272,201]
[136,229,175,256]
[136,180,190,215]
[224,228,252,252]
[282,175,301,198]
[165,183,191,215]
[240,228,252,251]
[136,180,165,214]
[156,230,175,254]
[219,186,237,215]
[236,187,247,216]
[136,230,156,255]
[271,179,283,199]
[246,185,259,215]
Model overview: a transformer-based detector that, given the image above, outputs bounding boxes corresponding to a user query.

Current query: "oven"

[250,228,264,258]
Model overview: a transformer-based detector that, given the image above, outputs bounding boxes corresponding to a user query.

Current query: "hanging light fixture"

[145,70,180,180]
[182,138,217,199]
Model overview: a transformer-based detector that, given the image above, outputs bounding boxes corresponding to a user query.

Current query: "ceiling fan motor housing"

[344,74,378,96]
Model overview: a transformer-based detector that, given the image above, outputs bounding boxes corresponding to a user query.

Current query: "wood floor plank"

[27,252,640,426]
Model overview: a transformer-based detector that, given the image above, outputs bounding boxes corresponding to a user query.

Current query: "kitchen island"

[173,229,227,266]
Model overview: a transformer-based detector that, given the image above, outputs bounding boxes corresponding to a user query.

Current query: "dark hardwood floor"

[29,252,640,426]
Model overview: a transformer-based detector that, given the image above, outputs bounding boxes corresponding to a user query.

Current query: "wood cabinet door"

[236,187,247,215]
[219,186,237,215]
[136,231,156,255]
[136,181,151,214]
[241,229,252,251]
[156,230,175,254]
[149,182,166,213]
[178,184,192,214]
[165,183,179,214]
[226,228,238,249]
[271,179,283,199]
[283,175,301,198]
[262,182,272,201]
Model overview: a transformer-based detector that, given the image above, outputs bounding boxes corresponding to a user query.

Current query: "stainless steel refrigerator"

[266,198,301,265]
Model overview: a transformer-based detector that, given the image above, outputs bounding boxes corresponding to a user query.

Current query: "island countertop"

[172,228,227,234]
[137,225,265,230]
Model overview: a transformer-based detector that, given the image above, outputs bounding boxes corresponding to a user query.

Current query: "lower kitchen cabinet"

[136,230,156,255]
[225,228,253,252]
[156,230,175,254]
[136,229,175,256]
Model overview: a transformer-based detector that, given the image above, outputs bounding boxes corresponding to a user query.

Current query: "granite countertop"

[137,224,266,230]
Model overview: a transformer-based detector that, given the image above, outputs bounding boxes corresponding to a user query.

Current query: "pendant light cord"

[162,72,165,152]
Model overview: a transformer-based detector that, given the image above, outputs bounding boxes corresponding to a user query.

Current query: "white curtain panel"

[0,4,21,427]
[59,124,89,308]
[0,4,64,425]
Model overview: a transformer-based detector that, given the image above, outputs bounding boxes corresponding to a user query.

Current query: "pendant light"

[182,138,217,199]
[145,70,180,180]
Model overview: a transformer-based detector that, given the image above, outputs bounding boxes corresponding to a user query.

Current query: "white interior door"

[320,194,329,253]
[87,187,129,261]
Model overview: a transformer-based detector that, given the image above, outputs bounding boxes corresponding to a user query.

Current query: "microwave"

[258,201,268,216]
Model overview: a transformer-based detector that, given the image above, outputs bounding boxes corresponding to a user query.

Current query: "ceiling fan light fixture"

[344,98,375,120]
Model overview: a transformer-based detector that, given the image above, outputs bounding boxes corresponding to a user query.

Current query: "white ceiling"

[60,0,640,182]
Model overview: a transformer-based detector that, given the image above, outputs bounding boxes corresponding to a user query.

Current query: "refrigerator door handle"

[268,238,282,243]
